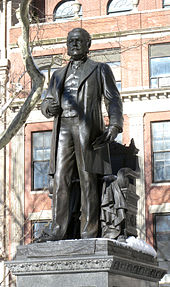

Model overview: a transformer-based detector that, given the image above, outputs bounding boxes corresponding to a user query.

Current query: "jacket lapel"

[55,59,98,92]
[55,63,69,91]
[78,58,98,89]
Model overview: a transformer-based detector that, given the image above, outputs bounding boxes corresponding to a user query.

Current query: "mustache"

[71,47,80,50]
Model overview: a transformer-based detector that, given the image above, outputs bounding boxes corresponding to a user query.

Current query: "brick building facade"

[0,0,170,286]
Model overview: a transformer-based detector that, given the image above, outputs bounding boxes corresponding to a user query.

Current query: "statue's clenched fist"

[47,100,61,116]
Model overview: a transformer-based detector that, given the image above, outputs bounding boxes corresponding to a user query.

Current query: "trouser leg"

[79,169,99,238]
[72,120,99,238]
[52,120,75,240]
[52,117,99,240]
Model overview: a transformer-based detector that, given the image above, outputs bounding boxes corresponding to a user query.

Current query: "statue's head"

[67,28,91,60]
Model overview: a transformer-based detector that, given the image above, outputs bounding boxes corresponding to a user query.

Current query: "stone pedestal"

[6,239,166,287]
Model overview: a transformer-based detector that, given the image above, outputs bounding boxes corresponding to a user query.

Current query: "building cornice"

[121,87,170,102]
[9,88,170,113]
[9,24,170,49]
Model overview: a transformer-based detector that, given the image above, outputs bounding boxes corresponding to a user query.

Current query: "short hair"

[67,28,91,48]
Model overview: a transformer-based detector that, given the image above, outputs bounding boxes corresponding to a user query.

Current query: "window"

[32,221,52,240]
[163,0,170,8]
[11,0,20,26]
[53,0,82,22]
[32,131,52,190]
[115,132,122,144]
[29,0,45,23]
[107,0,133,14]
[149,43,170,88]
[154,214,170,270]
[12,0,45,26]
[107,62,122,91]
[90,49,121,91]
[151,121,170,182]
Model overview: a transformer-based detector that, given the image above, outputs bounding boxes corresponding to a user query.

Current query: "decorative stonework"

[6,239,166,282]
[111,258,165,280]
[121,88,170,102]
[7,258,113,274]
[7,256,165,281]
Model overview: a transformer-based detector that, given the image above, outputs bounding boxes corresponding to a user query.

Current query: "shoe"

[34,230,58,243]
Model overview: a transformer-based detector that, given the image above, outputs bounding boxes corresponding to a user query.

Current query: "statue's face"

[67,30,89,60]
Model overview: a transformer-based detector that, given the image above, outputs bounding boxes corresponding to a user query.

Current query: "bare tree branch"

[0,0,45,149]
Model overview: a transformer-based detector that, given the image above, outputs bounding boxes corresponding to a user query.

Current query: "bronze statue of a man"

[41,28,123,241]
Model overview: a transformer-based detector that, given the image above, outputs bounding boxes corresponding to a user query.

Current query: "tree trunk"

[0,0,45,149]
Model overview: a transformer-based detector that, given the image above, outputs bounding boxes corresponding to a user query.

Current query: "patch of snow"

[68,238,157,258]
[159,274,170,284]
[125,236,157,257]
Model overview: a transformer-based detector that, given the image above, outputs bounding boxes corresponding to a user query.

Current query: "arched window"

[107,0,133,14]
[163,0,170,8]
[53,0,82,21]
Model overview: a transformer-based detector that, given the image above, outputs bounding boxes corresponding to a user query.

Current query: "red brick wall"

[9,9,170,90]
[138,0,161,10]
[122,114,130,145]
[10,10,170,46]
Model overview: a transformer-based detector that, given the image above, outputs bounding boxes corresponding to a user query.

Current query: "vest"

[61,62,81,117]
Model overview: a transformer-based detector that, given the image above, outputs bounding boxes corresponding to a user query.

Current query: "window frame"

[29,0,45,23]
[107,0,133,14]
[163,0,170,8]
[31,130,52,191]
[151,120,170,183]
[149,43,170,89]
[53,0,82,22]
[150,56,170,88]
[153,213,170,262]
[31,220,52,241]
[106,61,122,91]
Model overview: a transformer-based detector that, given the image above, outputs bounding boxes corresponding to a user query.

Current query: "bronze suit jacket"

[41,58,123,175]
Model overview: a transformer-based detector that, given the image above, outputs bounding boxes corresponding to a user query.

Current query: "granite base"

[6,239,166,287]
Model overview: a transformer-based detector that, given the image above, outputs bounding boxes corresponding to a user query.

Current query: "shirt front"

[61,60,84,117]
